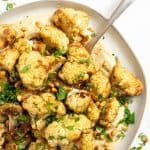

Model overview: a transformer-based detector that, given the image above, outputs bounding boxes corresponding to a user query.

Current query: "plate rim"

[0,0,148,149]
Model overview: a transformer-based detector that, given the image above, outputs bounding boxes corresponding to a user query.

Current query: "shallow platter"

[0,0,147,149]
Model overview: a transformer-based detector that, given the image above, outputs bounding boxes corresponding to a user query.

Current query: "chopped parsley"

[48,136,55,140]
[0,82,19,104]
[56,86,68,101]
[117,131,125,140]
[16,130,23,137]
[47,72,57,82]
[65,125,74,130]
[6,3,15,11]
[58,135,66,140]
[130,133,148,150]
[15,138,26,150]
[124,108,135,125]
[53,49,67,58]
[20,64,31,73]
[35,143,42,150]
[74,116,80,122]
[17,114,28,124]
[78,58,90,65]
[47,102,53,113]
[119,108,135,125]
[45,115,56,125]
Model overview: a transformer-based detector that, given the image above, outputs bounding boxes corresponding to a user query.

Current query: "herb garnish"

[53,49,67,58]
[17,114,28,124]
[48,136,55,140]
[47,72,57,82]
[130,133,148,150]
[6,3,15,11]
[20,64,31,73]
[0,82,19,104]
[65,125,74,130]
[56,86,68,101]
[119,108,135,125]
[78,58,90,65]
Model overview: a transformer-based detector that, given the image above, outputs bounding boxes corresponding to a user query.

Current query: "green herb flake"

[16,130,22,137]
[124,108,135,125]
[17,114,28,124]
[20,64,31,73]
[130,133,148,150]
[58,135,66,140]
[6,3,15,11]
[47,72,57,82]
[56,86,68,101]
[65,125,74,130]
[35,143,42,150]
[45,116,56,125]
[47,102,53,113]
[48,136,55,140]
[15,138,26,150]
[53,49,67,58]
[74,117,80,122]
[117,131,125,140]
[0,82,19,104]
[78,58,90,65]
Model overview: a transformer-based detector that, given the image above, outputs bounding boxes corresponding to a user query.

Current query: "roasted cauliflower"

[111,61,144,96]
[0,48,19,72]
[40,25,69,50]
[90,70,111,100]
[51,8,89,38]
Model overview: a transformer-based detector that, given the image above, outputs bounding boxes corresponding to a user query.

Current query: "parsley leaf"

[17,114,28,124]
[47,72,57,82]
[120,108,135,125]
[20,64,31,73]
[6,3,15,11]
[53,49,67,58]
[0,82,19,104]
[56,86,68,101]
[78,58,90,65]
[65,125,74,130]
[48,136,55,140]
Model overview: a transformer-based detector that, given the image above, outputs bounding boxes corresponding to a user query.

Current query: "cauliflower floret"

[0,25,16,49]
[68,43,95,74]
[80,131,95,150]
[28,139,49,150]
[66,89,91,113]
[90,70,111,100]
[17,51,65,90]
[111,61,144,96]
[44,114,92,148]
[87,101,100,122]
[22,93,66,118]
[59,61,89,85]
[0,48,19,72]
[99,97,120,128]
[51,8,89,38]
[13,38,32,54]
[40,25,69,50]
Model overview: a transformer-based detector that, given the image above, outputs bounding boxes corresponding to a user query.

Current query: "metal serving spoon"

[86,0,135,53]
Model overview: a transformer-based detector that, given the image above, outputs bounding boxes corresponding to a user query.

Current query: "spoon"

[86,0,135,53]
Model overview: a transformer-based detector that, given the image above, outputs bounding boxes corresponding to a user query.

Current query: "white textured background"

[0,0,150,149]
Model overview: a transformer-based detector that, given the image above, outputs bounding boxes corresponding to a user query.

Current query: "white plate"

[0,1,147,149]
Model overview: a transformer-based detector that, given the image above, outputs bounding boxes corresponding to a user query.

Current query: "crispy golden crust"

[111,61,144,96]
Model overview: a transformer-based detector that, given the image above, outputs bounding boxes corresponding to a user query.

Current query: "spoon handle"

[86,0,135,52]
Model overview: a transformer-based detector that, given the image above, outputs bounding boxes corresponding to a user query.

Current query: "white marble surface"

[0,0,150,149]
